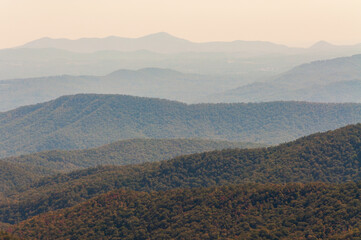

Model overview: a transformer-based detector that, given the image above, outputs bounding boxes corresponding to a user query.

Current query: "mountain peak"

[146,32,173,37]
[310,41,335,49]
[139,32,188,42]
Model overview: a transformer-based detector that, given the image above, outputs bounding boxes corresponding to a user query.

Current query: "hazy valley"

[1,25,361,239]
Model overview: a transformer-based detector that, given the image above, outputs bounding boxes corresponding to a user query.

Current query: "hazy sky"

[2,0,361,49]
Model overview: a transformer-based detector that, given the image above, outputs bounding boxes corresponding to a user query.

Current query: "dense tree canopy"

[0,231,18,240]
[11,182,361,240]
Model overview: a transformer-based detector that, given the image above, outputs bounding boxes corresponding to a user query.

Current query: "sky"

[2,0,361,49]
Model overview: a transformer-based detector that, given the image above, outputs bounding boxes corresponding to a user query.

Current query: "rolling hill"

[208,54,361,103]
[2,138,262,172]
[1,94,361,157]
[1,124,360,223]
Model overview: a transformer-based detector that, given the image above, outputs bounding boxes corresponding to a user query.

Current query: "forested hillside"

[1,124,360,224]
[0,231,18,240]
[1,94,361,157]
[0,223,11,231]
[2,138,261,171]
[0,160,53,195]
[11,182,361,240]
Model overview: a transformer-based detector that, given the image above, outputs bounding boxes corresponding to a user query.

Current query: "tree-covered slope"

[1,94,361,157]
[2,138,262,172]
[0,231,18,240]
[0,223,11,231]
[0,160,54,195]
[1,124,360,224]
[11,182,361,240]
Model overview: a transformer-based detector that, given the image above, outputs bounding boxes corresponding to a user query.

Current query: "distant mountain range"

[0,94,361,157]
[20,32,361,55]
[207,54,361,103]
[19,32,294,54]
[2,33,361,80]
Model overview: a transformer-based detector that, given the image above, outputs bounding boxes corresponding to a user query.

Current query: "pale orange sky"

[2,0,361,49]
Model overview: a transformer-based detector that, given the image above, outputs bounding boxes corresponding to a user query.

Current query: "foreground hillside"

[2,138,261,171]
[1,124,360,224]
[11,182,361,240]
[1,94,361,157]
